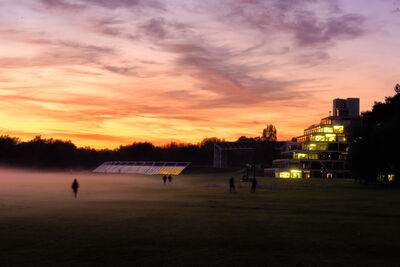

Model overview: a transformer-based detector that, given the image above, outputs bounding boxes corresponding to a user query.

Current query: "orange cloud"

[0,0,398,148]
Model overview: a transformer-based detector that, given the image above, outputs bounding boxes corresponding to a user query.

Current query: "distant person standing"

[229,177,236,193]
[71,179,79,199]
[251,178,257,193]
[168,175,172,183]
[162,175,167,184]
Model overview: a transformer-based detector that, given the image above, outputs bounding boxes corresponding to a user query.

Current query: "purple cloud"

[159,41,312,108]
[88,17,127,37]
[295,51,330,66]
[220,0,366,47]
[139,18,168,39]
[79,0,164,10]
[38,0,164,13]
[0,38,139,75]
[39,0,84,10]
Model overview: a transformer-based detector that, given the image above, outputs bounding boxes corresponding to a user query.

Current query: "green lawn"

[0,169,399,266]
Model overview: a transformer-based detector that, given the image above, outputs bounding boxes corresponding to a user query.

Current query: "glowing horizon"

[1,0,399,149]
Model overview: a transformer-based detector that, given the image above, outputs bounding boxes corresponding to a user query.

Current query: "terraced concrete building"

[265,98,361,179]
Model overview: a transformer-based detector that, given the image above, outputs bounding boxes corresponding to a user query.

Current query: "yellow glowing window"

[323,127,333,133]
[388,174,395,182]
[333,125,344,133]
[325,134,336,142]
[279,172,291,178]
[290,169,302,179]
[309,153,318,159]
[318,143,328,150]
[312,135,325,141]
[299,153,308,159]
[308,143,317,150]
[337,135,346,142]
[294,153,308,159]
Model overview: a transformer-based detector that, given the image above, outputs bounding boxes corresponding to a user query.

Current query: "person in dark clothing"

[168,175,172,183]
[71,179,79,199]
[251,178,257,193]
[162,175,167,184]
[229,177,236,193]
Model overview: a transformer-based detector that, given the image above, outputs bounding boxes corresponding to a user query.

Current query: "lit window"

[325,134,336,142]
[290,169,302,178]
[337,135,346,142]
[278,172,290,178]
[295,153,308,159]
[323,127,333,133]
[333,125,344,133]
[318,143,328,150]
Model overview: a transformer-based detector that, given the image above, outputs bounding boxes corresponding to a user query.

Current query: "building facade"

[265,98,361,179]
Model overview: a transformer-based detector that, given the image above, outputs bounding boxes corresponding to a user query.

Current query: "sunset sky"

[1,0,399,148]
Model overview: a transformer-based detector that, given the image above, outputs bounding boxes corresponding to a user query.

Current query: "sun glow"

[0,1,398,148]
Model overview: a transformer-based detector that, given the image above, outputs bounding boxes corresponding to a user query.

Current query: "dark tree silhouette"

[349,91,400,185]
[262,124,277,142]
[0,126,281,170]
[395,83,400,94]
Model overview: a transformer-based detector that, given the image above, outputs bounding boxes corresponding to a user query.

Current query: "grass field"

[1,169,400,267]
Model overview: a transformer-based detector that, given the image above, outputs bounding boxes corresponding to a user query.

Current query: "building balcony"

[303,125,344,136]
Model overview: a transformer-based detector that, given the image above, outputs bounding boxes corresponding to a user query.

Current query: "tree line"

[0,125,278,170]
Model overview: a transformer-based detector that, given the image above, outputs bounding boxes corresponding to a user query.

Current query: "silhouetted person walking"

[251,178,257,193]
[229,177,236,193]
[168,175,172,183]
[71,179,79,199]
[163,175,167,184]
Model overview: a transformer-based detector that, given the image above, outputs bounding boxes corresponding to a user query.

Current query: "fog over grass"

[1,168,400,266]
[0,168,167,201]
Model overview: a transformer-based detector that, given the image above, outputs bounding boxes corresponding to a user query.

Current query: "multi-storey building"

[265,98,361,179]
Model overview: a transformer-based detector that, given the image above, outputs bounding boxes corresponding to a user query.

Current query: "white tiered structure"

[93,161,190,175]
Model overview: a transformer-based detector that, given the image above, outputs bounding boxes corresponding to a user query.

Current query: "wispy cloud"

[0,0,395,148]
[81,0,164,10]
[38,0,164,10]
[38,0,84,10]
[214,0,366,47]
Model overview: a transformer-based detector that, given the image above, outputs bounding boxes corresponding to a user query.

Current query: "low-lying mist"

[0,168,170,219]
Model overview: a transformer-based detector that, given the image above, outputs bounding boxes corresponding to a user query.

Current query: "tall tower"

[333,99,347,117]
[345,98,360,117]
[333,98,360,118]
